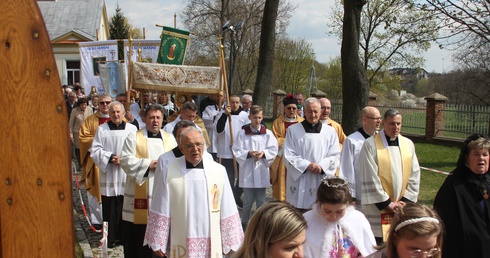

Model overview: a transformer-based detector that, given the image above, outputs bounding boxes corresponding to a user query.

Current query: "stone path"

[72,163,124,258]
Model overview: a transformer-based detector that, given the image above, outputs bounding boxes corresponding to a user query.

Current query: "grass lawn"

[415,142,460,206]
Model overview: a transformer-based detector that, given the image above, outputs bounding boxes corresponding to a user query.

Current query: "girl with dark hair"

[304,177,376,257]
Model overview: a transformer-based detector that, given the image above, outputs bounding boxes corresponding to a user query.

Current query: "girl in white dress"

[304,177,376,257]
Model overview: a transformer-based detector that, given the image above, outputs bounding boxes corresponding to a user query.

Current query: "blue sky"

[106,0,454,73]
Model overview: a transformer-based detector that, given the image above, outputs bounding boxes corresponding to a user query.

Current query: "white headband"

[395,217,440,232]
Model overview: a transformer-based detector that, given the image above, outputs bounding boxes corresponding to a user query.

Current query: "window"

[66,60,80,86]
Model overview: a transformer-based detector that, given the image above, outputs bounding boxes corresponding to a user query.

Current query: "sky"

[106,0,454,73]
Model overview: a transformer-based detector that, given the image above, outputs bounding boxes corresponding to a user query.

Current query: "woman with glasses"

[270,94,304,201]
[433,133,490,258]
[304,177,376,257]
[366,203,443,258]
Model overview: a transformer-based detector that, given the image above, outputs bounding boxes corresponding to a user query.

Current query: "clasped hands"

[249,151,264,161]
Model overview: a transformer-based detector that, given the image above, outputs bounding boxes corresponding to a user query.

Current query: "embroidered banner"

[78,40,118,94]
[157,26,190,65]
[132,62,221,94]
[123,39,160,64]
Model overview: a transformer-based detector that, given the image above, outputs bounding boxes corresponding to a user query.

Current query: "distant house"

[38,0,109,86]
[385,68,430,92]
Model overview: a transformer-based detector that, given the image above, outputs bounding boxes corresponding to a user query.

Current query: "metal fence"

[443,104,490,138]
[330,100,490,139]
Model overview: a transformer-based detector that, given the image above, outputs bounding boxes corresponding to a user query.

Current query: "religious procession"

[2,1,490,258]
[64,26,489,258]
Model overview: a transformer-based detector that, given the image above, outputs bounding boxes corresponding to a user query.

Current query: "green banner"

[157,26,190,65]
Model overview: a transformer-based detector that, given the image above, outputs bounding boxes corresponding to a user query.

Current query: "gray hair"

[108,101,125,113]
[304,97,320,106]
[383,108,401,120]
[179,126,204,144]
[98,92,111,101]
[242,94,252,102]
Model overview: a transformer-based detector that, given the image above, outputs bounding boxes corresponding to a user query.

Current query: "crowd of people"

[65,86,490,258]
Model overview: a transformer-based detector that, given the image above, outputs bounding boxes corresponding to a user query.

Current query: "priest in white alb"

[89,101,137,247]
[339,106,381,210]
[359,108,420,243]
[144,127,243,257]
[283,97,341,211]
[120,105,177,258]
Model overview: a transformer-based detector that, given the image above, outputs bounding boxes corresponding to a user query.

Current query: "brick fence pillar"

[424,93,448,140]
[273,89,287,119]
[311,89,326,99]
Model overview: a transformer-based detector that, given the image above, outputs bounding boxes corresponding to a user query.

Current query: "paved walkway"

[72,163,124,258]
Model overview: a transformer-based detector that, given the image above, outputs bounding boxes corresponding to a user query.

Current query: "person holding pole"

[216,94,249,208]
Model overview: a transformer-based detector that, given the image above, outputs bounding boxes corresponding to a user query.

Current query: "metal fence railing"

[443,104,490,138]
[331,100,427,136]
[279,98,490,140]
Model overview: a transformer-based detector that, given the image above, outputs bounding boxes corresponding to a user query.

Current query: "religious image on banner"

[92,56,107,76]
[99,62,126,98]
[79,40,118,94]
[157,26,190,65]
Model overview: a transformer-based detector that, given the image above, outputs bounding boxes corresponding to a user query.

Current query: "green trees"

[109,5,130,60]
[273,37,315,94]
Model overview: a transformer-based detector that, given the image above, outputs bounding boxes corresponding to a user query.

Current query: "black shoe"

[92,224,102,231]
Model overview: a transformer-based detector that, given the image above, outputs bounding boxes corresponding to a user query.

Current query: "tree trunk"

[341,0,369,135]
[253,0,279,108]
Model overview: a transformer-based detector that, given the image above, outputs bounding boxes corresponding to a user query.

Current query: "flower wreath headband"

[321,176,348,188]
[394,217,440,232]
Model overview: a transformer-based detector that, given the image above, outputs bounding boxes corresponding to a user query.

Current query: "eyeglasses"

[409,247,440,258]
[286,107,297,110]
[99,101,111,105]
[184,143,204,150]
[366,116,382,120]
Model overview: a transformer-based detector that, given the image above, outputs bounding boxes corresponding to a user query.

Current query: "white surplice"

[144,157,244,257]
[216,110,250,159]
[129,102,146,128]
[339,131,368,200]
[283,123,341,209]
[89,122,137,196]
[359,130,420,238]
[232,126,278,188]
[304,205,376,258]
[120,129,177,223]
[202,104,221,154]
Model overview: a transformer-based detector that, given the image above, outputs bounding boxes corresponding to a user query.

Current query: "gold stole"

[168,158,224,258]
[134,130,174,224]
[374,133,412,241]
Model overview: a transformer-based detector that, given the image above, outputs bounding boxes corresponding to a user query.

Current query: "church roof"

[38,0,105,41]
